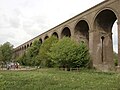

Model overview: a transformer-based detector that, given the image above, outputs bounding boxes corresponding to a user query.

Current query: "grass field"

[0,68,120,90]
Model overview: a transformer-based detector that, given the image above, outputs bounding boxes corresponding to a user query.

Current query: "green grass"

[0,68,120,90]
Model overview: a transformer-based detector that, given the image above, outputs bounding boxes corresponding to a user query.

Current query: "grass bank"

[0,68,120,90]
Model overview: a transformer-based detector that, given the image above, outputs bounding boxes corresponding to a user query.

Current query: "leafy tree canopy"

[49,37,90,68]
[17,39,41,66]
[113,52,118,66]
[38,36,58,67]
[0,42,13,63]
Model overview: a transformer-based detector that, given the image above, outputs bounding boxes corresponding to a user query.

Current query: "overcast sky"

[0,0,118,52]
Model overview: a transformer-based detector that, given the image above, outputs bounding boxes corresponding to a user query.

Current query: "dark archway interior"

[75,20,89,42]
[61,27,71,38]
[44,36,49,40]
[30,42,32,46]
[27,44,29,48]
[39,38,42,43]
[25,46,26,49]
[94,9,117,65]
[52,32,59,38]
[95,9,117,32]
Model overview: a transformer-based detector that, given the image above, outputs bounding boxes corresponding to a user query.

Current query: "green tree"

[38,36,58,67]
[75,42,90,67]
[114,52,118,66]
[17,53,27,65]
[0,47,4,62]
[17,39,41,66]
[26,39,41,66]
[0,42,13,63]
[49,37,90,70]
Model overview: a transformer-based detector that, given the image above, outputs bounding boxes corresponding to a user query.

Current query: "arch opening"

[95,9,117,32]
[39,38,42,43]
[27,44,29,48]
[75,20,89,44]
[24,46,26,49]
[61,27,71,38]
[30,42,32,46]
[94,9,118,66]
[44,36,49,40]
[52,32,59,38]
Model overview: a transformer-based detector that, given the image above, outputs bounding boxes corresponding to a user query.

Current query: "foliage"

[16,37,89,69]
[38,36,58,67]
[17,53,27,65]
[0,42,13,63]
[0,69,120,90]
[17,39,41,66]
[49,37,90,69]
[113,52,118,66]
[0,47,4,62]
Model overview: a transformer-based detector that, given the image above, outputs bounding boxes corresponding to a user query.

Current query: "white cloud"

[112,21,118,53]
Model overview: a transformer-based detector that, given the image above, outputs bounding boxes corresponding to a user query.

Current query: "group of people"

[6,62,19,70]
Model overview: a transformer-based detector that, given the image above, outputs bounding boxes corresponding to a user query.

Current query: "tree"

[38,36,58,67]
[113,52,118,66]
[17,39,41,66]
[26,39,41,66]
[0,47,4,62]
[49,37,90,70]
[75,42,90,67]
[17,53,27,65]
[0,42,13,63]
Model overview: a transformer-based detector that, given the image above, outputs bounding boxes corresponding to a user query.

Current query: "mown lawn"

[0,68,120,90]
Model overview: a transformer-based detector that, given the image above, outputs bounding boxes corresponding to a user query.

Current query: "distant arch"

[27,44,29,48]
[24,46,26,49]
[44,35,49,40]
[30,42,32,46]
[52,32,59,38]
[61,27,71,38]
[39,38,42,43]
[75,20,89,43]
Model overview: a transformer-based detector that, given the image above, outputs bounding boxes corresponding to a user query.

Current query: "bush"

[113,52,118,66]
[48,37,90,69]
[38,36,58,67]
[16,39,41,66]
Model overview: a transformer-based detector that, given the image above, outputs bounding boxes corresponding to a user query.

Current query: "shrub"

[48,37,90,69]
[38,36,58,67]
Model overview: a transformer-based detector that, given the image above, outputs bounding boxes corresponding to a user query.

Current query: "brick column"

[89,30,94,68]
[89,30,99,68]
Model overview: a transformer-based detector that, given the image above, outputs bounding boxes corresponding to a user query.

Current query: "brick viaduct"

[14,0,120,71]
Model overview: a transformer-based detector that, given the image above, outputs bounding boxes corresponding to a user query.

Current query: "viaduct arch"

[74,20,89,46]
[52,32,59,38]
[61,27,71,38]
[14,0,120,71]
